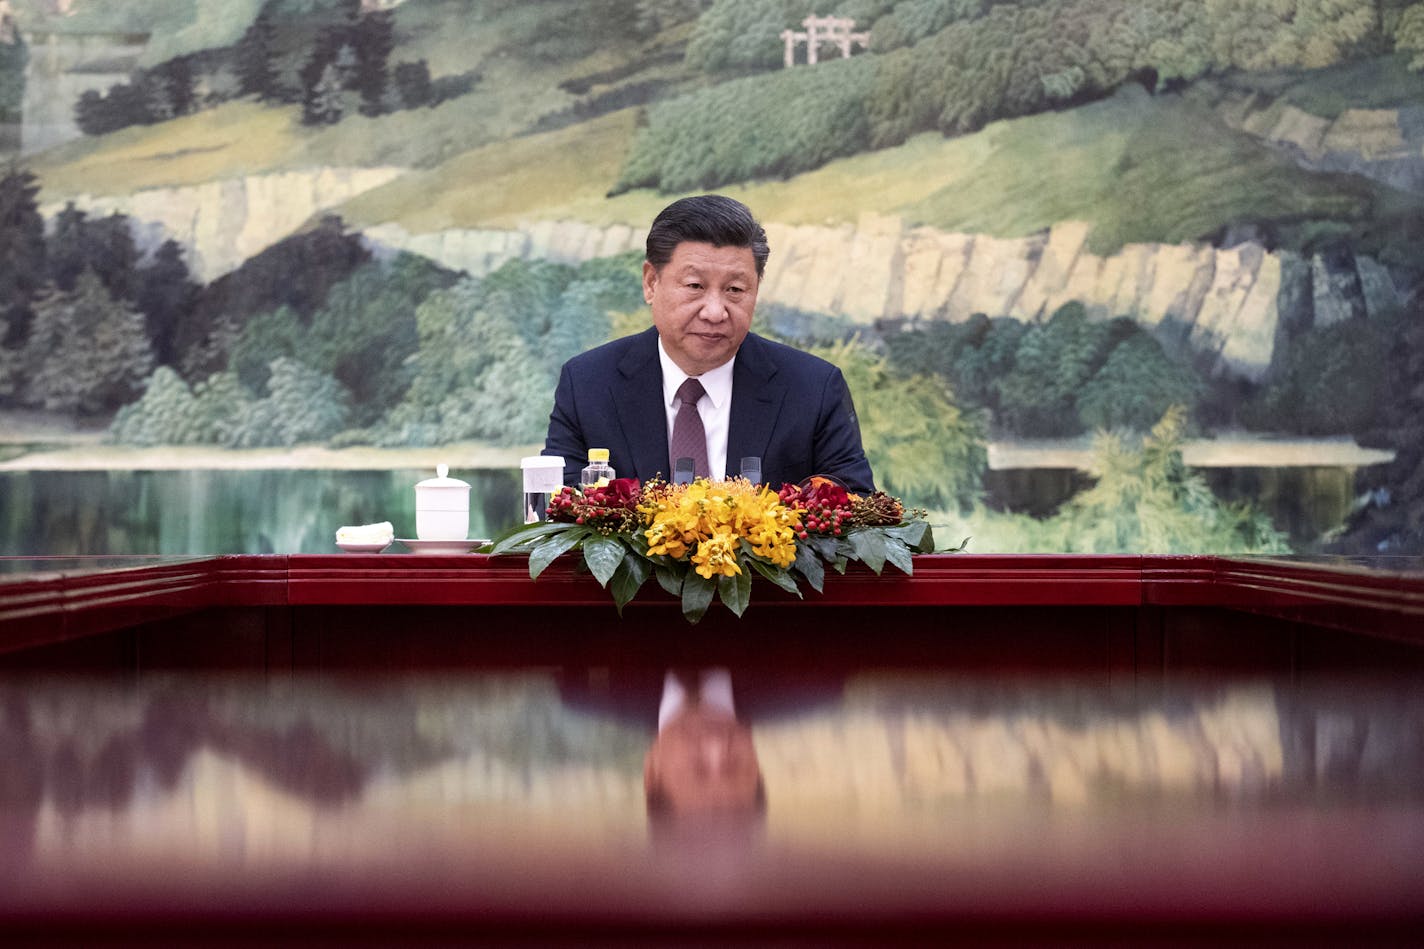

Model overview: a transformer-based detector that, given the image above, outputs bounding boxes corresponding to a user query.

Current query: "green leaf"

[655,562,685,597]
[623,531,652,558]
[883,535,913,575]
[805,534,840,561]
[849,529,889,573]
[681,571,716,624]
[792,541,825,593]
[528,527,590,578]
[749,558,802,596]
[610,554,651,614]
[582,533,629,587]
[717,568,753,617]
[887,521,930,550]
[489,521,574,556]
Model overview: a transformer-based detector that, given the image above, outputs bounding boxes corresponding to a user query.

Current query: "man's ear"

[645,744,674,815]
[643,744,659,794]
[642,260,658,305]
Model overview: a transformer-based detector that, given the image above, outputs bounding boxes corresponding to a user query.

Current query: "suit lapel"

[728,334,786,467]
[613,329,672,480]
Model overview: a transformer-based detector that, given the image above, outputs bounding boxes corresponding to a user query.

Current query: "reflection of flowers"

[490,477,942,623]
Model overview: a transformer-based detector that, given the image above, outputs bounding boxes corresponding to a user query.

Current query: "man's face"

[644,241,759,377]
[644,707,762,815]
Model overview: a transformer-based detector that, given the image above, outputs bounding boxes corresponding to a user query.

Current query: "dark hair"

[645,194,770,278]
[645,778,767,852]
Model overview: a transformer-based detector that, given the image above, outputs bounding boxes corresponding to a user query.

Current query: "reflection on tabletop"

[1,670,1422,929]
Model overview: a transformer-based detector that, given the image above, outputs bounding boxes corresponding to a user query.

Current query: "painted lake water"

[0,468,524,556]
[0,464,1362,556]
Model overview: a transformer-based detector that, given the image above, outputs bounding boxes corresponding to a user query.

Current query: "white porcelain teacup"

[415,465,470,541]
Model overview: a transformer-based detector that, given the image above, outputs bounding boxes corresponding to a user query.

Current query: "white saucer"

[397,538,486,554]
[335,541,391,554]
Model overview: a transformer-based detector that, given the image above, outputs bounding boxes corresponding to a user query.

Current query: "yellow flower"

[692,530,742,579]
[747,511,798,567]
[645,521,688,560]
[642,477,801,572]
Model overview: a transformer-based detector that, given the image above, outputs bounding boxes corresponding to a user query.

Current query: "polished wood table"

[3,554,1421,674]
[3,553,1423,944]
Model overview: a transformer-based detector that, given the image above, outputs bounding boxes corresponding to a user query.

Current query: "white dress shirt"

[658,339,735,480]
[658,668,737,731]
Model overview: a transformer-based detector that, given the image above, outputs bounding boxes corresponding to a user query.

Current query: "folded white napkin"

[335,521,394,545]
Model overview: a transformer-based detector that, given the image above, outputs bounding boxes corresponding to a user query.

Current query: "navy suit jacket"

[544,328,875,492]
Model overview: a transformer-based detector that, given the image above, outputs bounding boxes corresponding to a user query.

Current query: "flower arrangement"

[487,475,945,623]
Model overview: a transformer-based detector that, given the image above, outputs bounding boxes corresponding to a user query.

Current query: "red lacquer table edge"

[2,553,1421,656]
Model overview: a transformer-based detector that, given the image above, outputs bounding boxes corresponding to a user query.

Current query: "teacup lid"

[416,464,469,489]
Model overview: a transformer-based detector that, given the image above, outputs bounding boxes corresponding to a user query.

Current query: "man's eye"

[727,286,745,295]
[686,282,702,290]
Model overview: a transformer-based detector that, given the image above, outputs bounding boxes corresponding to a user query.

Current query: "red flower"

[775,476,855,536]
[594,477,642,508]
[800,477,850,509]
[580,473,643,510]
[549,478,642,531]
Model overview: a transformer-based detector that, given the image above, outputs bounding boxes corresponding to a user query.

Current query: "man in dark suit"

[543,194,875,492]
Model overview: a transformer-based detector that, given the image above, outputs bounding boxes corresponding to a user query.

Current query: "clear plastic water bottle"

[581,448,615,487]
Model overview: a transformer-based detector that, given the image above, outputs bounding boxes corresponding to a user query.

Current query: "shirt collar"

[657,337,735,409]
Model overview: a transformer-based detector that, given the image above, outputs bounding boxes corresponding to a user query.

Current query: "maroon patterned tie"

[669,377,709,480]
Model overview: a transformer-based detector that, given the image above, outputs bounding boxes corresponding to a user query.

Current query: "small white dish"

[336,541,391,554]
[398,538,485,555]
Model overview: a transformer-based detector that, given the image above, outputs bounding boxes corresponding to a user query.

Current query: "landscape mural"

[0,0,1421,556]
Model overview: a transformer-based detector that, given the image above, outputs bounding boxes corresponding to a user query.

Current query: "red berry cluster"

[547,479,642,533]
[778,479,853,539]
[546,486,583,521]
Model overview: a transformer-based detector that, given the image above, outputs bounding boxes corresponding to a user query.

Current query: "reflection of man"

[644,669,764,818]
[557,665,845,826]
[543,194,875,491]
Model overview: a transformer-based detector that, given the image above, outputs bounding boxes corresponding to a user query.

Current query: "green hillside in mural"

[21,2,1424,228]
[3,0,1423,555]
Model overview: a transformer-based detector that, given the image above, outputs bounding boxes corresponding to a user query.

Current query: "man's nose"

[700,735,729,773]
[698,292,729,322]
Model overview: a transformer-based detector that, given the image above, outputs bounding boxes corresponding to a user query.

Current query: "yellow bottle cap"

[588,448,609,462]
